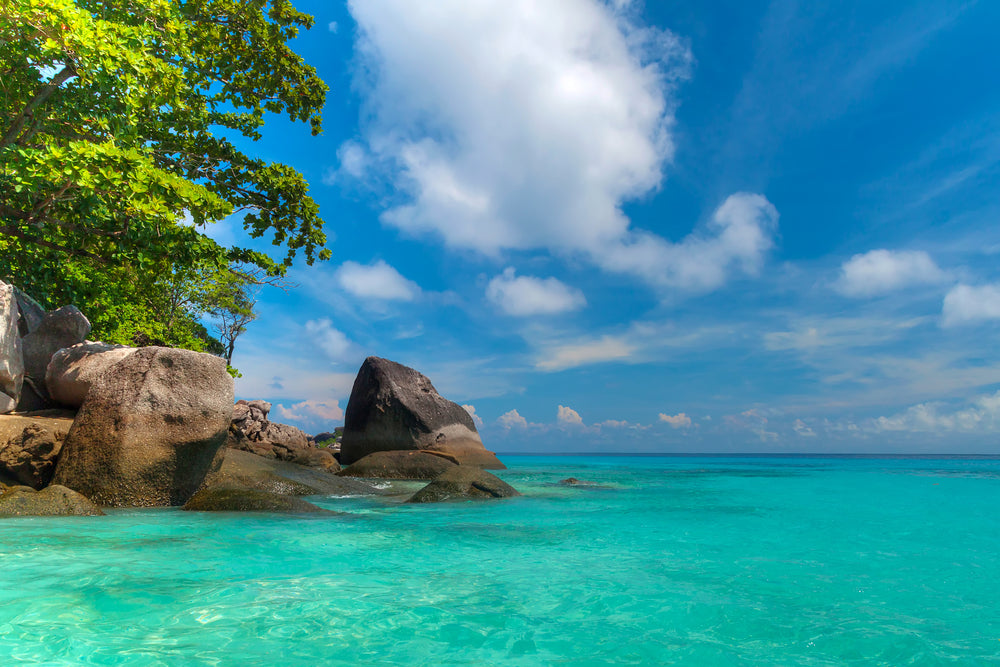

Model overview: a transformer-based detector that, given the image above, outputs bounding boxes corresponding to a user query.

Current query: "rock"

[20,305,90,403]
[52,347,233,507]
[203,448,376,497]
[291,448,340,472]
[0,484,104,517]
[0,282,23,413]
[13,287,45,337]
[341,357,505,469]
[407,466,521,503]
[0,423,64,489]
[183,487,331,513]
[260,421,310,450]
[45,341,137,408]
[339,450,458,480]
[313,431,337,443]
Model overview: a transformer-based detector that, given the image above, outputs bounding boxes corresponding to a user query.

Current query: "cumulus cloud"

[486,268,586,316]
[873,391,1000,433]
[834,249,947,297]
[343,1,776,291]
[536,336,634,371]
[461,404,484,427]
[658,412,691,428]
[304,319,356,362]
[942,283,1000,327]
[273,399,345,426]
[557,405,584,426]
[497,409,529,429]
[334,260,420,301]
[328,21,339,33]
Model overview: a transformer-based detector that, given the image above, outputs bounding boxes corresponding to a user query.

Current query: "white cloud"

[497,409,528,429]
[873,391,1000,433]
[536,336,634,371]
[304,319,356,361]
[834,249,947,297]
[343,1,777,291]
[329,140,368,181]
[328,21,339,33]
[334,260,420,301]
[486,268,586,316]
[461,404,484,427]
[658,412,691,428]
[557,405,584,426]
[274,399,345,425]
[793,419,816,437]
[942,283,1000,327]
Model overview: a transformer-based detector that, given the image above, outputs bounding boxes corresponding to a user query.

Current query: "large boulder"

[52,347,234,507]
[0,484,104,517]
[20,305,90,404]
[0,423,65,489]
[203,448,375,497]
[45,341,137,408]
[183,487,332,513]
[338,450,458,480]
[13,287,45,337]
[341,357,505,469]
[407,466,521,503]
[0,282,23,413]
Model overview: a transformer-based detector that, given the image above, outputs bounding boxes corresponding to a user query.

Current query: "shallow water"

[1,455,999,665]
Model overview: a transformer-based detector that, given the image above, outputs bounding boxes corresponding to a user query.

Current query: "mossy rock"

[183,487,333,513]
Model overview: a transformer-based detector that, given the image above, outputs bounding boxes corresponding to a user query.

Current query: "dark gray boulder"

[339,450,458,480]
[0,282,23,413]
[0,423,65,489]
[45,341,137,408]
[0,484,104,517]
[407,466,521,503]
[52,346,233,507]
[20,305,90,404]
[341,357,505,469]
[183,487,332,513]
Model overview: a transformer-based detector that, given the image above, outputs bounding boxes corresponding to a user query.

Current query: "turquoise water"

[1,455,999,665]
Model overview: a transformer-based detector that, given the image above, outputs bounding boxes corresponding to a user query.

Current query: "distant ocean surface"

[2,455,999,665]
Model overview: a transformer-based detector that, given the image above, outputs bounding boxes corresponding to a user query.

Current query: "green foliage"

[0,0,330,289]
[0,0,330,359]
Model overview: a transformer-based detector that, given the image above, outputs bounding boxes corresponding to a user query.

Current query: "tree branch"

[1,64,76,148]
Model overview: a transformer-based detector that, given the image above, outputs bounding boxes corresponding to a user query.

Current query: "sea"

[1,455,998,665]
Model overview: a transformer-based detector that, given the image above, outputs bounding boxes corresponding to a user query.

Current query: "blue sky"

[208,0,1000,453]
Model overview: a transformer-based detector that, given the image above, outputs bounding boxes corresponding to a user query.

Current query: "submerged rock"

[52,347,233,507]
[183,487,331,513]
[0,484,104,517]
[341,356,505,469]
[407,466,520,503]
[46,341,137,408]
[339,449,458,480]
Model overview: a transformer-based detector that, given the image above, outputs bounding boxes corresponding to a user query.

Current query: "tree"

[0,0,331,311]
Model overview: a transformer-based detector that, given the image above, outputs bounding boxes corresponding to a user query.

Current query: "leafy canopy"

[0,0,331,309]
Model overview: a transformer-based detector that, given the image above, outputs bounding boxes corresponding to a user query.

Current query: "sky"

[207,0,1000,453]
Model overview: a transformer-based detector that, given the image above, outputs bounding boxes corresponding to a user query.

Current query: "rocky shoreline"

[0,281,518,517]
